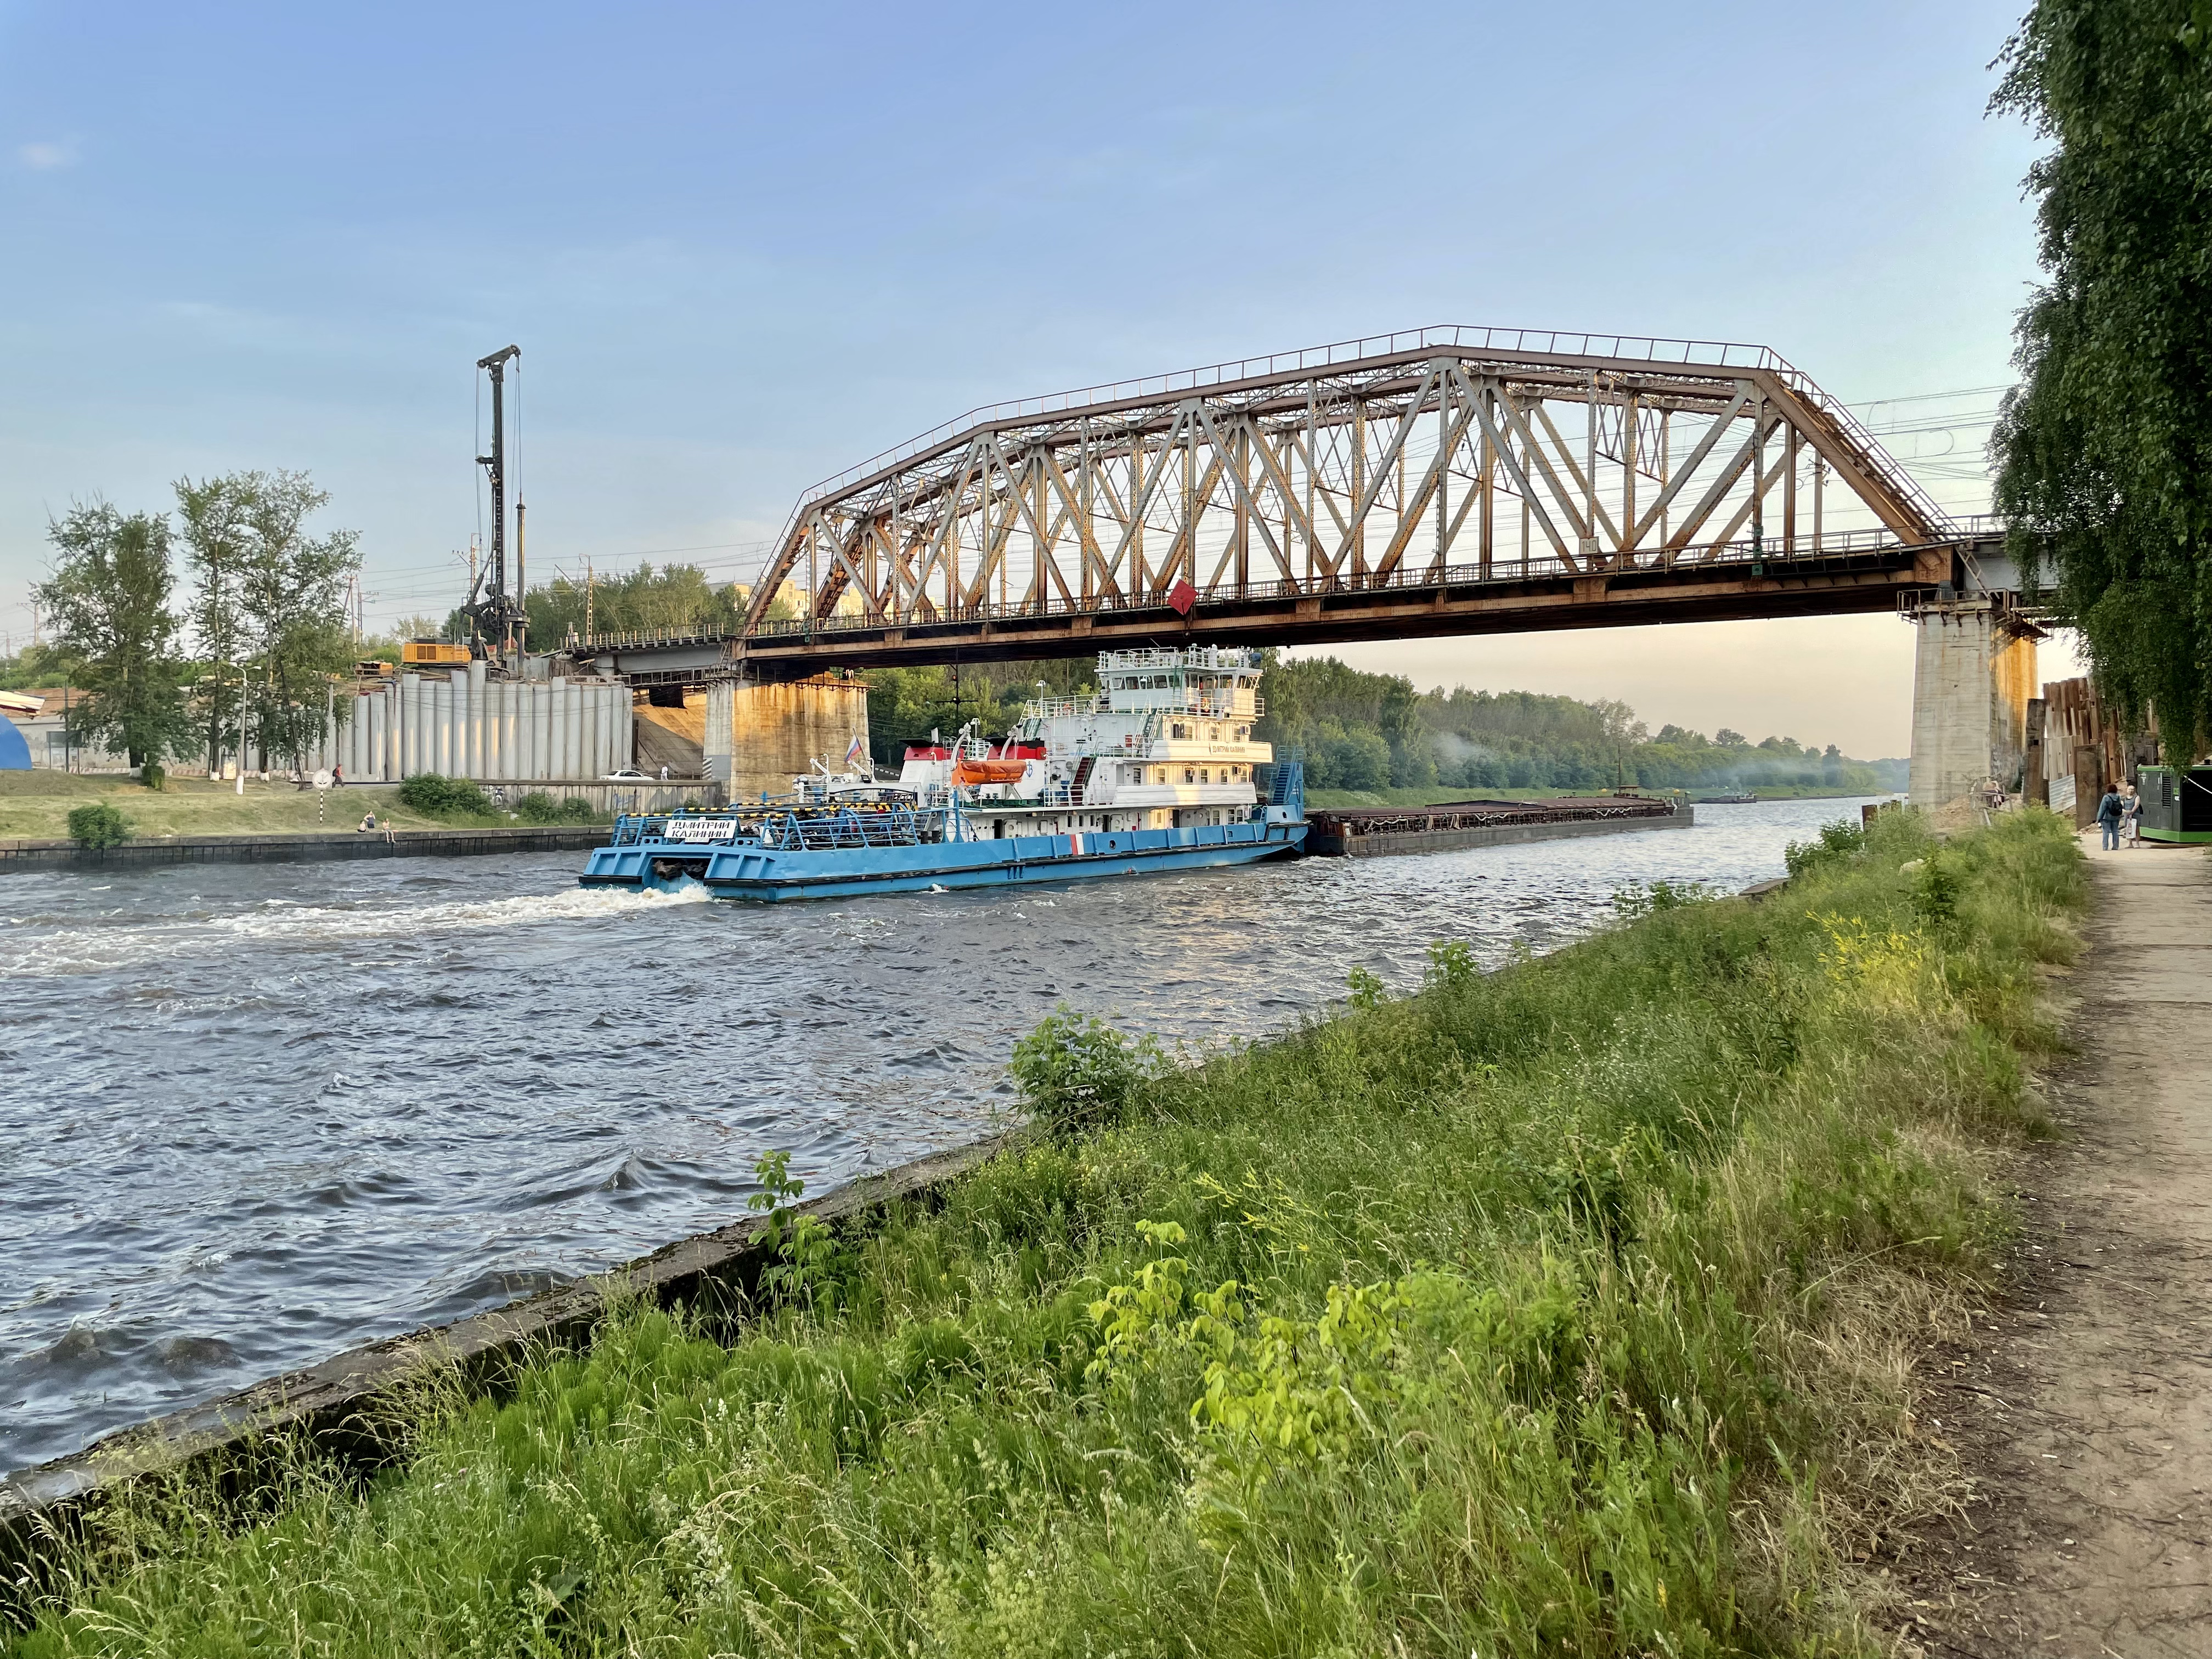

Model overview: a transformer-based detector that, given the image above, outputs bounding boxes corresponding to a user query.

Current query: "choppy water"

[1,797,1877,1477]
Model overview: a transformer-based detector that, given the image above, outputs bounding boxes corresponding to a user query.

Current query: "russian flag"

[844,733,865,770]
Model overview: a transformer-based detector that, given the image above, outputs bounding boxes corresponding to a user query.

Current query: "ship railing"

[757,804,930,850]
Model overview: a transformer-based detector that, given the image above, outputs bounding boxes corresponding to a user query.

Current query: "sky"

[0,1,2063,757]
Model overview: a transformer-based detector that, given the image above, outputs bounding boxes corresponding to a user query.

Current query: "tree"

[33,504,194,768]
[1991,1,2212,754]
[177,471,359,771]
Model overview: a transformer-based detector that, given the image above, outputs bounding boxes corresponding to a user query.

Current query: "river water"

[0,797,1878,1478]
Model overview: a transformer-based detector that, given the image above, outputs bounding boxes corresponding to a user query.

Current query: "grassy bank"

[0,774,597,840]
[8,811,2084,1656]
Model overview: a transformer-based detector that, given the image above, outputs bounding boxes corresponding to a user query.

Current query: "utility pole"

[584,557,594,642]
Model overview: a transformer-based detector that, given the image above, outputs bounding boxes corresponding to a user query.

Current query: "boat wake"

[0,883,709,978]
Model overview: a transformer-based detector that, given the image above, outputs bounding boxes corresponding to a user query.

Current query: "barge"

[578,647,1306,900]
[1306,795,1690,857]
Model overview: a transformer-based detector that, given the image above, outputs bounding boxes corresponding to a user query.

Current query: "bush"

[1784,815,1868,878]
[1008,1003,1160,1135]
[139,761,165,791]
[397,773,493,818]
[66,802,131,850]
[515,791,600,825]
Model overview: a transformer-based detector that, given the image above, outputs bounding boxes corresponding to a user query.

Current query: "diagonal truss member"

[736,325,1950,642]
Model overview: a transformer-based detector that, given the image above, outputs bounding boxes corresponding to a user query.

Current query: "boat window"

[1183,766,1196,784]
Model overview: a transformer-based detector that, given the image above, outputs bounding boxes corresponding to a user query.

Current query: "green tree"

[177,471,359,771]
[32,504,194,768]
[1991,0,2212,753]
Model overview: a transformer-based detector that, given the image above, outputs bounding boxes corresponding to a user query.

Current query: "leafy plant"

[1345,965,1387,1008]
[65,802,131,850]
[1783,817,1868,879]
[746,1150,845,1310]
[1007,1003,1159,1134]
[513,791,599,826]
[397,772,494,818]
[1423,939,1477,994]
[139,761,165,791]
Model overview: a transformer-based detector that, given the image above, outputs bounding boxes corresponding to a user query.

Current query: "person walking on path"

[2096,781,2125,850]
[2121,779,2142,848]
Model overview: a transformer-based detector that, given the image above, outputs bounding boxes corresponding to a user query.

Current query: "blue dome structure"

[0,719,32,770]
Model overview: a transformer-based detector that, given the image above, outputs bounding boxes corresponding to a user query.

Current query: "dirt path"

[1917,838,2212,1657]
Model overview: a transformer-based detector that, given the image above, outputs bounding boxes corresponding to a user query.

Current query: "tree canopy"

[32,504,195,767]
[1991,0,2212,754]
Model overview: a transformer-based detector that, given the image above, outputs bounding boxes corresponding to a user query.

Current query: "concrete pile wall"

[338,666,634,783]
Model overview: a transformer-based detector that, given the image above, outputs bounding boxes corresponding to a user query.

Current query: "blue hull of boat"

[580,818,1307,901]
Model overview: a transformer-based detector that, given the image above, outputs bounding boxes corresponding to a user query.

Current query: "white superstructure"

[895,646,1276,838]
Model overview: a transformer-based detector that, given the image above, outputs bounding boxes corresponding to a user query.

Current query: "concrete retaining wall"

[338,669,635,785]
[0,1134,1011,1600]
[0,825,611,873]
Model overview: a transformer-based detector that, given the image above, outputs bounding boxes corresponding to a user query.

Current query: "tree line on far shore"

[861,652,1903,797]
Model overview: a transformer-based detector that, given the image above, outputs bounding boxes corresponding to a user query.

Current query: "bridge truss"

[582,328,1973,682]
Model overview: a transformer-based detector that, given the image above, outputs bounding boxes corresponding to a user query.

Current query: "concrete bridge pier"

[701,680,735,793]
[1908,595,2038,808]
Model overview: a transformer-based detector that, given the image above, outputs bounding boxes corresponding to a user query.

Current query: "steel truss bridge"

[579,326,1993,684]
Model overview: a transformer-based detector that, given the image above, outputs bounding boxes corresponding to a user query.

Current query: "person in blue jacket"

[2096,782,2125,850]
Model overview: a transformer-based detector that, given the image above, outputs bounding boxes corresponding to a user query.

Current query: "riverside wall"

[0,824,612,873]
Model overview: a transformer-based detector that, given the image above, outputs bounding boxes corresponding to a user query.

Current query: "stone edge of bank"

[0,825,611,872]
[0,1132,1015,1587]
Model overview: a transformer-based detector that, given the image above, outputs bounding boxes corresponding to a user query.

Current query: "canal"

[1,797,1876,1477]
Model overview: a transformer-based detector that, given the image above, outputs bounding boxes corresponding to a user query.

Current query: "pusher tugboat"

[577,647,1306,901]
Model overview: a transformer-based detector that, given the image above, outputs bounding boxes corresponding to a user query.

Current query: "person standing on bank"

[2096,781,2125,850]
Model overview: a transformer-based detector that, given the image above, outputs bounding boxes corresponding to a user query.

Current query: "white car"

[601,768,650,780]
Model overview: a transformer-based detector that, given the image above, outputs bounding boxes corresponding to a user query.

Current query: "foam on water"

[0,879,707,978]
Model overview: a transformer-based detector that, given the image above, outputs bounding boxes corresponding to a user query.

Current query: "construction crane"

[462,344,526,657]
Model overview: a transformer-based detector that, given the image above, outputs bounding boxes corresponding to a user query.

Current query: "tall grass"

[7,810,2084,1657]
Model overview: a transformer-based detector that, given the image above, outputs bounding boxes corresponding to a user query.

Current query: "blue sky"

[1,1,2049,754]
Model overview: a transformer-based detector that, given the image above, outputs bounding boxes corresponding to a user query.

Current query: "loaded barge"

[1307,795,1690,857]
[579,647,1306,900]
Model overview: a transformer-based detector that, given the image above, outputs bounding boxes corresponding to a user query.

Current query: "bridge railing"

[777,324,1799,516]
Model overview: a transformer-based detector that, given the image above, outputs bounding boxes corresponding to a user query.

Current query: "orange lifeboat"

[951,758,1030,787]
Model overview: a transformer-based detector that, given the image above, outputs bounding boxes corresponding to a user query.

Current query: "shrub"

[1784,815,1868,879]
[1008,1003,1160,1135]
[66,802,131,850]
[514,791,600,825]
[139,761,165,791]
[397,773,493,818]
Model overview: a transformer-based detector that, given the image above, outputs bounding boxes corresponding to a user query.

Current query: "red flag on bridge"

[1167,579,1197,616]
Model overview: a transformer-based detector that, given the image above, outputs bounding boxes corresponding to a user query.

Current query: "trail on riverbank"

[7,811,2082,1657]
[1914,843,2212,1657]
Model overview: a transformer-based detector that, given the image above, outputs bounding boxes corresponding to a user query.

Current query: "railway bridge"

[575,327,2036,806]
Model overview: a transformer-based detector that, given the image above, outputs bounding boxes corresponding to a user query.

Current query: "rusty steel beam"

[583,533,1983,685]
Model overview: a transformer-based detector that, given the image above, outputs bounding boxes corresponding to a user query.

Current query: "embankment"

[0,825,609,873]
[2,810,2084,1655]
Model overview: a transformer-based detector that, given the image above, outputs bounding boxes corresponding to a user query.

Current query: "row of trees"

[26,472,358,771]
[850,651,1895,795]
[1254,656,1898,794]
[1992,2,2212,759]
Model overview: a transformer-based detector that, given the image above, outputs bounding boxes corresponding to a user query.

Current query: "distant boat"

[1696,790,1758,804]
